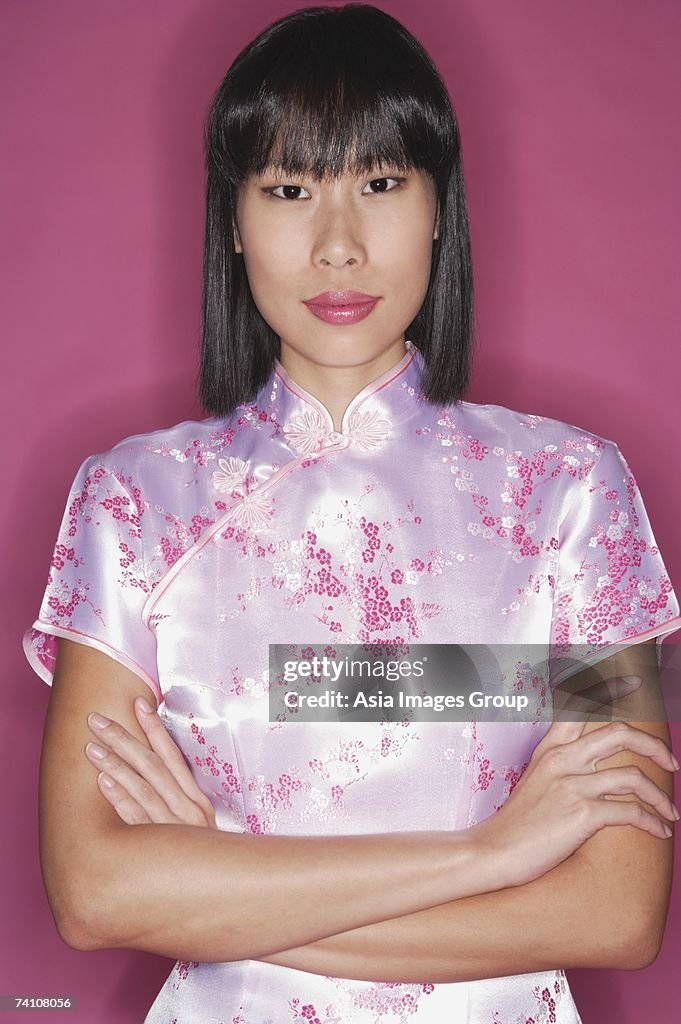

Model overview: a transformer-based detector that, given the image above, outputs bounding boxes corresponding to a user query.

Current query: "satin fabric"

[24,339,681,1023]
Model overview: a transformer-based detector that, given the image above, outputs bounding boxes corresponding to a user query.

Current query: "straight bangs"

[201,3,473,417]
[219,8,455,187]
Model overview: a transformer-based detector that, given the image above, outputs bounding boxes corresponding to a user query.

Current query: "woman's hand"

[84,698,218,829]
[470,674,680,889]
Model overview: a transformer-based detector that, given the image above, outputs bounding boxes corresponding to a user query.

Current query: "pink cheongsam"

[24,339,681,1023]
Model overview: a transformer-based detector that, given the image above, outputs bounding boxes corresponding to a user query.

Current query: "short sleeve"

[22,454,162,703]
[549,439,681,684]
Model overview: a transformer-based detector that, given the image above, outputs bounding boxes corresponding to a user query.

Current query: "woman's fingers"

[85,715,210,827]
[578,763,679,823]
[562,719,679,774]
[133,699,218,827]
[541,701,678,778]
[96,771,155,825]
[590,792,673,840]
[478,699,680,888]
[87,744,180,823]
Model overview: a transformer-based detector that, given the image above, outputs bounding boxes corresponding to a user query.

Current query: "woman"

[24,4,681,1022]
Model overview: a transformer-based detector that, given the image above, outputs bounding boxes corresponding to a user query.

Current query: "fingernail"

[672,753,680,771]
[86,742,107,760]
[88,712,111,728]
[135,697,153,715]
[98,772,115,789]
[664,825,673,837]
[672,805,681,821]
[619,675,642,688]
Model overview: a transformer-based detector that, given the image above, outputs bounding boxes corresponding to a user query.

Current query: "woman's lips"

[303,292,380,325]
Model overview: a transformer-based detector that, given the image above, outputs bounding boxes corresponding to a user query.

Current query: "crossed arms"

[38,636,675,980]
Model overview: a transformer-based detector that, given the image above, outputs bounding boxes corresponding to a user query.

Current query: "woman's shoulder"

[453,398,618,466]
[105,414,230,466]
[71,415,232,508]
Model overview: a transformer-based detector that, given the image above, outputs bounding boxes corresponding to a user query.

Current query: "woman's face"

[233,160,439,372]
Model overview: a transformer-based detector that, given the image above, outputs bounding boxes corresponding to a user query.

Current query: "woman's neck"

[277,338,408,433]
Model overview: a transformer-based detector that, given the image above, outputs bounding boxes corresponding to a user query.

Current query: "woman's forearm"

[75,822,503,962]
[59,646,673,971]
[257,840,652,982]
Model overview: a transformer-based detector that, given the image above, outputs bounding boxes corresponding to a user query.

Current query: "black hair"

[200,2,474,416]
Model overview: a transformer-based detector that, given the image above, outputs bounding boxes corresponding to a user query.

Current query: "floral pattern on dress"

[550,440,677,649]
[330,979,435,1022]
[172,960,200,988]
[209,491,462,641]
[492,971,571,1024]
[288,997,342,1024]
[282,502,461,642]
[44,466,149,631]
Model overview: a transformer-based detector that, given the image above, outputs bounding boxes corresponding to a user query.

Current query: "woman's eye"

[362,177,403,195]
[263,177,404,201]
[266,185,311,201]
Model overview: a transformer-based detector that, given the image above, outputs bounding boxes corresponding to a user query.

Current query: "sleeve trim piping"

[550,614,681,688]
[23,621,163,706]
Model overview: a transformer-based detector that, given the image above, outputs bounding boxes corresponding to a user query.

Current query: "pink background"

[2,1,680,1019]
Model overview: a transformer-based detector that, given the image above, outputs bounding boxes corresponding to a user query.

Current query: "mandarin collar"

[262,339,426,456]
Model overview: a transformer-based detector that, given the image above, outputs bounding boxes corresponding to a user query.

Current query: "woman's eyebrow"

[255,161,411,182]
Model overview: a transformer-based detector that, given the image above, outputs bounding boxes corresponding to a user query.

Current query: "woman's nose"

[310,203,366,269]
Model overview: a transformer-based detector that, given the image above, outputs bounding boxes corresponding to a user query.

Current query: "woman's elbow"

[43,859,123,953]
[616,920,666,971]
[604,903,669,971]
[54,909,101,952]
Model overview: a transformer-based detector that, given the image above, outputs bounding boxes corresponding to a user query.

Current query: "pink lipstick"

[303,291,380,325]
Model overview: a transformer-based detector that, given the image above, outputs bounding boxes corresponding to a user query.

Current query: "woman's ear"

[233,221,243,254]
[433,204,440,241]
